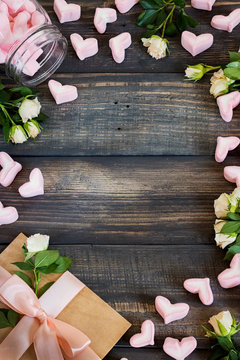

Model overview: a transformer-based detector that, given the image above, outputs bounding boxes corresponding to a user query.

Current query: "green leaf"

[224,68,240,81]
[10,86,33,97]
[0,78,6,91]
[217,337,235,352]
[136,9,159,27]
[208,345,227,360]
[226,61,240,69]
[53,256,73,273]
[165,22,178,36]
[12,261,33,271]
[224,245,240,261]
[227,213,240,221]
[14,271,33,288]
[176,10,188,32]
[202,325,217,338]
[37,263,58,274]
[7,309,19,327]
[229,52,240,63]
[174,0,185,7]
[0,311,10,328]
[3,121,10,141]
[33,112,48,122]
[35,250,59,268]
[221,221,240,234]
[140,0,159,9]
[0,90,11,103]
[155,9,167,26]
[186,15,198,28]
[38,282,54,298]
[229,350,238,360]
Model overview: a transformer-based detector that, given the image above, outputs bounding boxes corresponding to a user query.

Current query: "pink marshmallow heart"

[54,0,81,24]
[21,0,37,14]
[181,31,213,56]
[211,9,240,33]
[48,79,78,105]
[129,320,155,348]
[0,2,8,15]
[94,8,117,34]
[120,359,128,360]
[70,33,98,61]
[217,91,240,123]
[0,152,22,187]
[218,254,240,289]
[224,166,240,187]
[23,59,40,76]
[215,136,240,163]
[0,202,18,225]
[183,278,213,305]
[18,168,44,198]
[191,0,216,11]
[155,296,190,324]
[115,0,139,14]
[13,11,31,40]
[21,45,43,76]
[31,10,45,27]
[109,32,132,64]
[0,13,12,45]
[2,0,25,14]
[163,336,197,360]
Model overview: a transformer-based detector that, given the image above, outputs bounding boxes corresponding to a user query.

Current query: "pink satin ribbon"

[0,266,101,360]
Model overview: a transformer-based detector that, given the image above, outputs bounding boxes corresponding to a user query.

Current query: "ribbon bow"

[0,267,100,360]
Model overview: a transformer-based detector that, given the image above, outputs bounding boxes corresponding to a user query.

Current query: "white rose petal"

[10,125,28,144]
[214,193,229,218]
[185,67,201,78]
[26,233,50,253]
[25,121,41,138]
[209,311,233,336]
[19,97,41,123]
[142,36,167,60]
[214,220,236,249]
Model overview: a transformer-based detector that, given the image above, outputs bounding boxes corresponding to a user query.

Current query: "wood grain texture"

[40,0,239,73]
[0,74,240,156]
[0,155,237,245]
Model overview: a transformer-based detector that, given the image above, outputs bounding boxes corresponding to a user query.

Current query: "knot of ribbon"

[0,270,99,360]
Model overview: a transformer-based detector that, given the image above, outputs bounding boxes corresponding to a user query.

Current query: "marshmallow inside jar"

[2,0,68,86]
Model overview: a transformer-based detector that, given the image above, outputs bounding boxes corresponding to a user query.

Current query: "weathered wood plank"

[0,74,240,156]
[0,242,238,350]
[107,348,209,359]
[0,155,237,245]
[40,0,239,73]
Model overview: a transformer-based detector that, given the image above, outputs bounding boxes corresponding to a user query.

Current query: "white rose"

[214,220,236,249]
[214,193,229,218]
[209,311,233,336]
[210,69,233,98]
[24,120,41,138]
[229,187,240,208]
[185,67,201,79]
[19,97,41,123]
[26,233,50,253]
[10,125,28,144]
[142,35,168,60]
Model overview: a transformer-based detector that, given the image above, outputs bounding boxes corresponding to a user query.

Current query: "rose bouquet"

[0,78,48,144]
[136,0,198,59]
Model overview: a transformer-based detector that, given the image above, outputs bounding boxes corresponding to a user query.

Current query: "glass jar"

[2,0,68,86]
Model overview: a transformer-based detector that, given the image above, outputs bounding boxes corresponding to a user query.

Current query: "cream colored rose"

[142,36,168,60]
[26,233,50,253]
[24,120,41,138]
[210,69,232,98]
[10,125,28,144]
[229,187,240,208]
[209,311,233,336]
[19,98,41,123]
[214,220,236,249]
[214,193,229,218]
[185,67,201,79]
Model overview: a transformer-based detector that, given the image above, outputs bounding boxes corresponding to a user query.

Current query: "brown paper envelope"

[0,233,131,359]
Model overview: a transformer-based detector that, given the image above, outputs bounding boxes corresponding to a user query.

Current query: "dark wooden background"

[1,0,240,358]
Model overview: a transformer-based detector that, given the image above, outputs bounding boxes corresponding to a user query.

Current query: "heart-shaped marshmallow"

[18,168,44,198]
[129,320,155,348]
[13,11,31,40]
[215,136,240,163]
[155,296,189,324]
[217,91,240,123]
[54,0,81,24]
[48,79,78,105]
[163,336,197,360]
[191,0,216,11]
[211,9,240,33]
[183,278,213,305]
[0,202,18,225]
[224,166,240,187]
[94,8,117,34]
[0,152,22,187]
[115,0,139,14]
[2,0,25,14]
[218,254,240,288]
[31,11,45,27]
[181,31,213,56]
[120,358,128,360]
[109,32,132,63]
[70,33,98,61]
[0,13,12,45]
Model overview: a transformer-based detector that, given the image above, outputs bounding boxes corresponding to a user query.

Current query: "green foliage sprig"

[136,0,198,39]
[0,78,48,143]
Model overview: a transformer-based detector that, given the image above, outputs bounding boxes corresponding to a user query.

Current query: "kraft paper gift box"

[0,233,131,359]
